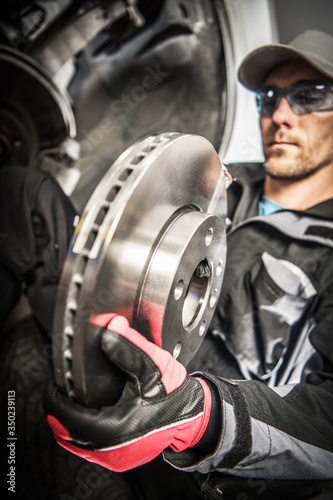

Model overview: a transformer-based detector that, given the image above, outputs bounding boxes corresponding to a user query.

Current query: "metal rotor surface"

[53,132,227,408]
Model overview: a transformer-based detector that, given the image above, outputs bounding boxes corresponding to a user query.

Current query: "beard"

[263,153,319,180]
[262,131,321,180]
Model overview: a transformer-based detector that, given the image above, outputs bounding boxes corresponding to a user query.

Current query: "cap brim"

[238,44,329,90]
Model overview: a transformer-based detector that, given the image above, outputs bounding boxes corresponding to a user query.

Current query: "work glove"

[44,315,212,472]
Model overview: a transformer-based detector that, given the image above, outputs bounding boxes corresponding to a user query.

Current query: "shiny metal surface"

[53,132,227,407]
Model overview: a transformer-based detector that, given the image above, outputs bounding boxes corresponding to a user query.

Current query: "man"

[44,30,333,498]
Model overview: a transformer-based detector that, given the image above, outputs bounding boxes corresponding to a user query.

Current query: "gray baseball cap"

[238,30,333,90]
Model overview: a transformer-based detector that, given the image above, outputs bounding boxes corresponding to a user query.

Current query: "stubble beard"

[263,152,314,180]
[262,132,319,181]
[262,147,328,181]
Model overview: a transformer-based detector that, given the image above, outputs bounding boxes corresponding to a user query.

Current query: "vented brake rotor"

[53,132,227,408]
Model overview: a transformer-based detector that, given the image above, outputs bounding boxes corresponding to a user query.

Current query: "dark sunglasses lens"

[257,88,280,116]
[289,84,333,113]
[257,84,333,116]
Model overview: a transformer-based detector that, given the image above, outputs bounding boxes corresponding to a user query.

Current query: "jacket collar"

[226,162,333,224]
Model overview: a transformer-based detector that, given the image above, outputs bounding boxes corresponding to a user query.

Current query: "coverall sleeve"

[164,292,333,480]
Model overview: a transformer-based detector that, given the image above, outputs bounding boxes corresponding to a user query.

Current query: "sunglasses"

[255,81,333,116]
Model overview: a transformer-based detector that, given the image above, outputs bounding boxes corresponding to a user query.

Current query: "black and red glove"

[44,315,213,472]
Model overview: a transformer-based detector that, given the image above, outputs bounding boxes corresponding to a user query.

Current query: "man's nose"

[271,96,297,126]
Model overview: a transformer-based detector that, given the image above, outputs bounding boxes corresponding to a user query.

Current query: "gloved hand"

[44,315,212,472]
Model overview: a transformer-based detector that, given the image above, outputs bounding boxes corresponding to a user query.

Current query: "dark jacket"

[0,165,76,333]
[165,163,333,485]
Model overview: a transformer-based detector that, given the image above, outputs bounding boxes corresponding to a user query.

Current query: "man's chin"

[263,159,315,181]
[263,158,295,178]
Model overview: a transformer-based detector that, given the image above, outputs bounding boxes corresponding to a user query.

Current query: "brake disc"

[53,132,227,408]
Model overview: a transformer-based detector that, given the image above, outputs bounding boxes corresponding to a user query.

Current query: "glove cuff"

[169,377,212,453]
[191,377,222,456]
[190,377,212,447]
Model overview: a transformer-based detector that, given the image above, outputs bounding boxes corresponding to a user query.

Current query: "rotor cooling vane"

[53,132,227,408]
